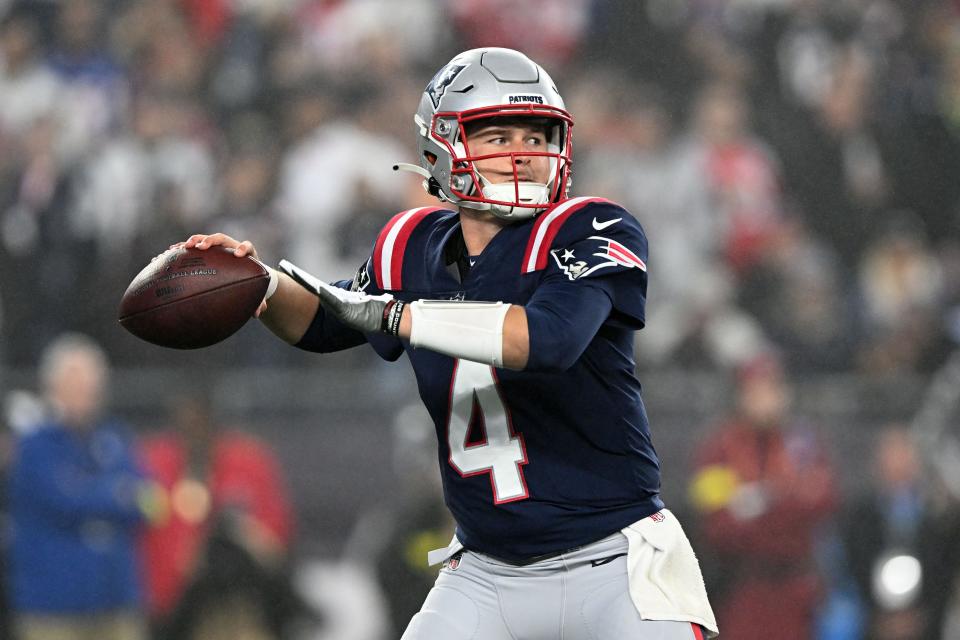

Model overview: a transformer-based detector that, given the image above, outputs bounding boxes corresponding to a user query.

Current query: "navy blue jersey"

[298,196,664,561]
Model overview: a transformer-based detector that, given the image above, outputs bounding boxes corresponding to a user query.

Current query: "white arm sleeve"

[408,300,511,367]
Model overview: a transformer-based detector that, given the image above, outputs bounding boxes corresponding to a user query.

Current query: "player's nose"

[507,134,530,153]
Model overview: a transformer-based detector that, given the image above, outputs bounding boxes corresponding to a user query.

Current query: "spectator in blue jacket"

[8,333,162,640]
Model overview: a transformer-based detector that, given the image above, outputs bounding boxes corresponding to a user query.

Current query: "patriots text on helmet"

[506,94,546,104]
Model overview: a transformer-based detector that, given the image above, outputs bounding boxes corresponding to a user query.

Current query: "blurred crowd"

[0,0,957,374]
[1,333,304,640]
[2,0,960,639]
[4,332,960,639]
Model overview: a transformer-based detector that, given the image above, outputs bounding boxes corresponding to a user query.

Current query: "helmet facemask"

[432,107,572,220]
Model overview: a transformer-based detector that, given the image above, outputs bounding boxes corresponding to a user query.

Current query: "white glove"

[279,259,394,334]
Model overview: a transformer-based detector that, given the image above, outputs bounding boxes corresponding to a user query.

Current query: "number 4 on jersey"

[447,360,529,503]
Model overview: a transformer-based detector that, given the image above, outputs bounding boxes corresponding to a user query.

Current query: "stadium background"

[2,0,960,638]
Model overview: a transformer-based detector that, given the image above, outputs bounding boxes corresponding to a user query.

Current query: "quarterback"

[186,48,718,639]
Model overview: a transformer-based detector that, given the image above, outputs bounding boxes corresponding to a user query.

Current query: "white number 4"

[447,360,529,503]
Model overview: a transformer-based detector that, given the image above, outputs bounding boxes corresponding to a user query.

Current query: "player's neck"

[458,207,509,256]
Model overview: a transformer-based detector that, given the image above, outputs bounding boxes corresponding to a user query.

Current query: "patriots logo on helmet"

[551,237,647,281]
[427,63,467,109]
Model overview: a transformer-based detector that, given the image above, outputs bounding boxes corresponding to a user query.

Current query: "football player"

[185,48,718,639]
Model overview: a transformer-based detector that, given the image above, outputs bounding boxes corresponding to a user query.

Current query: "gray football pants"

[401,532,704,639]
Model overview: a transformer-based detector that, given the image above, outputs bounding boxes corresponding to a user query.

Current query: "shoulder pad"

[521,197,645,273]
[372,207,450,290]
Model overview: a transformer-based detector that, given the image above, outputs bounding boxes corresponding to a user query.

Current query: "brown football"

[118,246,269,349]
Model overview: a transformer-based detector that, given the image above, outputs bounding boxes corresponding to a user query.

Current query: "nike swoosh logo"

[592,217,622,230]
[590,552,628,567]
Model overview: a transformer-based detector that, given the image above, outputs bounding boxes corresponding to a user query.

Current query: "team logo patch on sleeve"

[351,259,371,292]
[591,236,647,271]
[550,236,647,281]
[550,248,590,280]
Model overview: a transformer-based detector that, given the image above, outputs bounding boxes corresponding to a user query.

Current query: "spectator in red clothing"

[689,352,838,640]
[693,81,787,276]
[138,393,295,638]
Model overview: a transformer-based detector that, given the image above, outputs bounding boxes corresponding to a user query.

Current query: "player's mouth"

[487,171,539,183]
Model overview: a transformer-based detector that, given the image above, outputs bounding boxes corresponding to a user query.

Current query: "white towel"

[622,509,719,638]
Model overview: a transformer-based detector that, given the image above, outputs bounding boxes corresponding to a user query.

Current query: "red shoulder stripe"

[372,207,444,290]
[521,197,611,273]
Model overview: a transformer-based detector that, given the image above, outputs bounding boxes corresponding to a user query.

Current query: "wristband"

[381,299,406,336]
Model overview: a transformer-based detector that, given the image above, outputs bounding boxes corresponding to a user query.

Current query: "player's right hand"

[179,233,272,316]
[180,233,260,260]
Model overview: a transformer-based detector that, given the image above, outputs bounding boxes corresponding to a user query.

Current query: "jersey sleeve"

[297,207,451,361]
[294,258,405,361]
[535,200,649,328]
[522,200,649,372]
[524,279,614,372]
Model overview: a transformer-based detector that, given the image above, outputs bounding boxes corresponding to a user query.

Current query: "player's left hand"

[279,259,392,333]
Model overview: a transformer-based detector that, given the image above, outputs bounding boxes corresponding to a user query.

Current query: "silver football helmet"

[398,48,573,220]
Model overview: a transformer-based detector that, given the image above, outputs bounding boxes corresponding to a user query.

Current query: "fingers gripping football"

[279,260,392,334]
[182,233,272,315]
[183,233,259,259]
